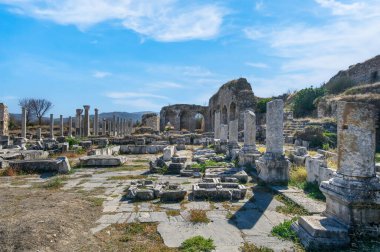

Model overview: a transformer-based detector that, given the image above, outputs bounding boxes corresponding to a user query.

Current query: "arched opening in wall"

[229,102,237,121]
[164,110,177,130]
[194,113,205,133]
[222,106,228,124]
[180,111,190,131]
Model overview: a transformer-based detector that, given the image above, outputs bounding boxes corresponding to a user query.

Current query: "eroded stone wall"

[142,113,160,131]
[0,103,9,136]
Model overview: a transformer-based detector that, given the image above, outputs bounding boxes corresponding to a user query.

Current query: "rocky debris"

[204,167,248,183]
[192,179,247,201]
[126,180,160,201]
[159,183,187,202]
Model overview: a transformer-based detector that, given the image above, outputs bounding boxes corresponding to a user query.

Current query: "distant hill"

[10,111,157,123]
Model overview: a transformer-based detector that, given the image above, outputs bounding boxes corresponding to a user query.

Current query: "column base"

[255,152,289,183]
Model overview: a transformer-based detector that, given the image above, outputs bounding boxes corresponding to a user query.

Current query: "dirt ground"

[0,187,105,252]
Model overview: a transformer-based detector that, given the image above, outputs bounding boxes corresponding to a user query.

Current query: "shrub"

[66,137,80,148]
[325,76,355,94]
[256,98,273,113]
[271,218,298,242]
[295,126,334,149]
[292,86,325,118]
[180,236,215,252]
[275,194,309,216]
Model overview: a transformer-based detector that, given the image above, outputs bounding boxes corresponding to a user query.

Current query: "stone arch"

[194,113,205,132]
[229,102,237,121]
[164,110,177,129]
[222,105,228,124]
[180,111,190,131]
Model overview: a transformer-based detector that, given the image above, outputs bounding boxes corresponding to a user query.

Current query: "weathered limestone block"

[79,155,127,167]
[163,146,176,161]
[159,183,186,202]
[305,155,334,185]
[220,124,228,141]
[9,157,71,174]
[79,141,92,150]
[228,119,238,143]
[244,110,256,148]
[204,167,248,183]
[192,182,247,201]
[88,146,120,156]
[256,153,289,183]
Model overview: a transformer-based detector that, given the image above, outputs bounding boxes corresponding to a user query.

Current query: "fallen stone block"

[79,155,127,167]
[9,157,71,174]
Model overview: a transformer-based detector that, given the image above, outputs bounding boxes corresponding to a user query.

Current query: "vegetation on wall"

[256,98,273,113]
[291,86,325,118]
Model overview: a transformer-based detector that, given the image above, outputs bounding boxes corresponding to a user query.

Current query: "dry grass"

[0,168,17,176]
[107,175,147,181]
[166,210,180,216]
[258,146,266,153]
[289,166,307,186]
[96,223,178,252]
[326,157,338,170]
[240,242,274,252]
[308,150,318,157]
[188,209,210,223]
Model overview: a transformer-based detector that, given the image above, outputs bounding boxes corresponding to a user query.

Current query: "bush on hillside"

[325,76,355,94]
[292,86,325,118]
[295,126,336,149]
[256,98,273,113]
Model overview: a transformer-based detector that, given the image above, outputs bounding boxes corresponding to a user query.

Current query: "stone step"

[292,215,350,250]
[270,185,326,214]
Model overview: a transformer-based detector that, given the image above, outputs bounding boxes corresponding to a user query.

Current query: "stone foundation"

[256,153,289,183]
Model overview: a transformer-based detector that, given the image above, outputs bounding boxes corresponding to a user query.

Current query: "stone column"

[94,108,99,136]
[21,107,27,138]
[320,101,380,230]
[220,124,228,140]
[75,109,83,137]
[36,128,42,141]
[107,120,110,136]
[214,111,221,139]
[228,119,238,143]
[102,119,106,136]
[68,116,73,137]
[59,115,64,137]
[83,105,90,137]
[266,99,284,154]
[244,110,256,149]
[49,114,54,139]
[112,115,116,136]
[255,99,288,183]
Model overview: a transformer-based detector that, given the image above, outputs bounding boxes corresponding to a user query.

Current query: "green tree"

[292,86,325,118]
[256,98,273,113]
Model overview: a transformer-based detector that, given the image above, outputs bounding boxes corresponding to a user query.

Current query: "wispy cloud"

[0,0,227,42]
[105,92,168,99]
[93,71,111,78]
[244,0,380,91]
[246,62,268,69]
[146,65,213,77]
[147,81,184,89]
[255,1,264,11]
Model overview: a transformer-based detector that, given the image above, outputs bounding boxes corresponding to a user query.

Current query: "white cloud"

[147,81,184,89]
[244,0,380,95]
[0,0,226,41]
[146,65,213,77]
[105,92,168,99]
[93,71,111,78]
[255,1,264,11]
[246,62,268,69]
[0,95,18,101]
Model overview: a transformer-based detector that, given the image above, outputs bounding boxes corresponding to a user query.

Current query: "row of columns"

[20,105,133,139]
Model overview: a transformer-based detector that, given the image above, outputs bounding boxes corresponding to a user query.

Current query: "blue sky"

[1,0,379,116]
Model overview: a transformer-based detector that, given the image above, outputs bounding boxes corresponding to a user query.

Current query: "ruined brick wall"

[0,103,9,136]
[327,55,380,86]
[141,113,160,131]
[208,78,256,131]
[160,104,209,132]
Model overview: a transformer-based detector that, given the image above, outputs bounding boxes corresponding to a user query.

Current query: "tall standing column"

[36,128,42,141]
[112,115,116,136]
[75,109,83,137]
[49,114,54,139]
[266,100,284,154]
[214,111,221,139]
[21,107,27,138]
[244,110,257,149]
[83,105,90,137]
[255,99,289,183]
[228,119,239,143]
[102,119,106,136]
[59,115,64,137]
[68,116,73,137]
[108,120,112,136]
[94,108,99,136]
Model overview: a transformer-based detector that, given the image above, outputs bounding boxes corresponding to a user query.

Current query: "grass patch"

[375,153,380,163]
[180,236,215,252]
[107,175,147,181]
[133,159,150,163]
[86,197,105,207]
[240,242,274,252]
[326,157,338,170]
[274,194,309,216]
[38,176,67,189]
[166,209,180,216]
[188,209,210,223]
[289,166,325,201]
[191,160,228,173]
[307,150,318,157]
[271,218,298,242]
[258,146,266,153]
